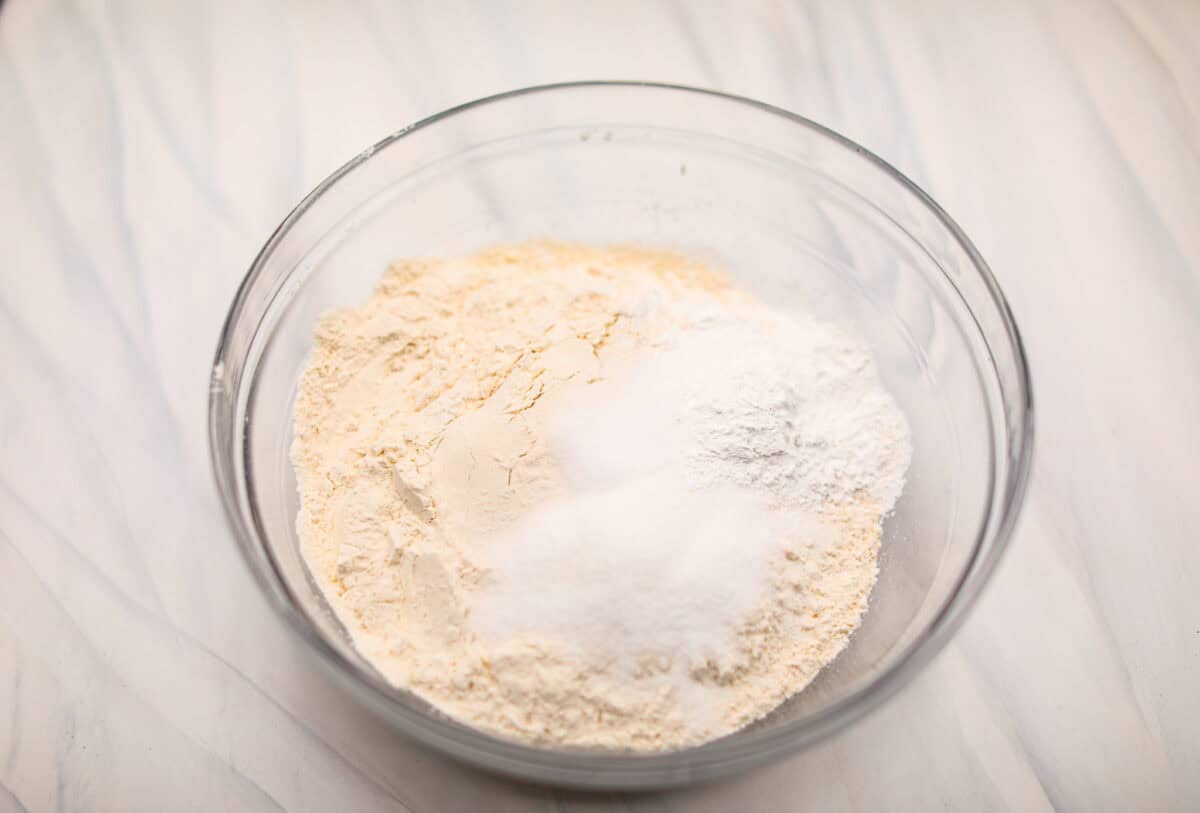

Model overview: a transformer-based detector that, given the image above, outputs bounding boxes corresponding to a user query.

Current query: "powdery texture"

[291,242,910,750]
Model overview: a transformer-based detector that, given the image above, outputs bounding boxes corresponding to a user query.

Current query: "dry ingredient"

[292,242,912,750]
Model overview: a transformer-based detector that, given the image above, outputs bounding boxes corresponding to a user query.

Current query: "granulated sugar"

[291,242,912,750]
[472,474,784,671]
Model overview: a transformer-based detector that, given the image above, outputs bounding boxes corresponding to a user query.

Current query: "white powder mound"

[473,473,782,667]
[545,312,912,511]
[291,242,912,751]
[680,317,911,511]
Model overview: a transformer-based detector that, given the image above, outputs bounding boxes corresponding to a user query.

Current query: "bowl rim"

[208,80,1034,788]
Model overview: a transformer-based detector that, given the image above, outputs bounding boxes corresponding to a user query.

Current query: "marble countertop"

[2,0,1198,810]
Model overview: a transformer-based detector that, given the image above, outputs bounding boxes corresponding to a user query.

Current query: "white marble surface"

[2,0,1198,809]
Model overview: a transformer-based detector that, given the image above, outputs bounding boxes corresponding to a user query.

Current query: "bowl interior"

[215,84,1025,785]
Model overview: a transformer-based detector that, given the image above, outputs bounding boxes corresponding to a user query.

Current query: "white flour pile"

[292,242,912,750]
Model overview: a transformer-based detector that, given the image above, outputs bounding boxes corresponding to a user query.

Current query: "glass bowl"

[208,82,1032,789]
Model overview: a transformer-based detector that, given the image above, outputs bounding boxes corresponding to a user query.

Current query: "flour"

[291,242,912,751]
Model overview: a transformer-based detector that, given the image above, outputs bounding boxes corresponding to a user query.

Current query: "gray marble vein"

[1,0,1198,810]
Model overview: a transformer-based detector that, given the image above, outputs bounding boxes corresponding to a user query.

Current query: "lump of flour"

[291,242,912,750]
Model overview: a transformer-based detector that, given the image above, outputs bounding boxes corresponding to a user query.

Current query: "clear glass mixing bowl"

[209,82,1032,789]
